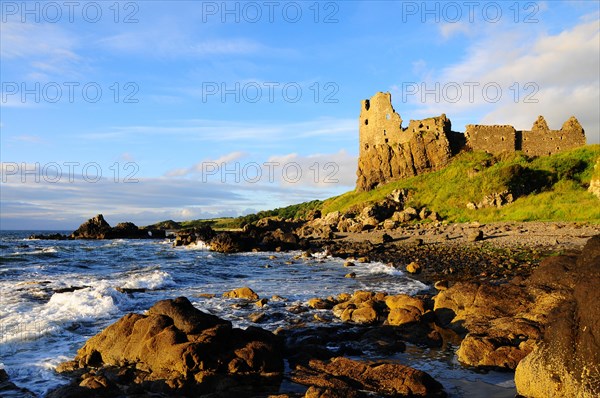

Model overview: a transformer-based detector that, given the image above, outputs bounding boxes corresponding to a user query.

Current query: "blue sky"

[1,0,599,229]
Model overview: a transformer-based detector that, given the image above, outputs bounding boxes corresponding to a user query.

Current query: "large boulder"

[385,294,426,326]
[515,235,600,397]
[52,297,283,396]
[433,281,542,369]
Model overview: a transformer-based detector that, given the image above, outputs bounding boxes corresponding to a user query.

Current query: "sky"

[1,0,599,230]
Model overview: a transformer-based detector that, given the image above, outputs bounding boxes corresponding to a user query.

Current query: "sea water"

[0,231,515,397]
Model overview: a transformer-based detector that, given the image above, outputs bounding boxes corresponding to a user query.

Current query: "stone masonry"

[356,92,587,191]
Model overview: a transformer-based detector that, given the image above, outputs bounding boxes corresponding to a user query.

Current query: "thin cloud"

[396,17,599,142]
[82,117,356,142]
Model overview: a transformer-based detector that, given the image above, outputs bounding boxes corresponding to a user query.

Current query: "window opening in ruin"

[386,114,391,120]
[364,119,368,125]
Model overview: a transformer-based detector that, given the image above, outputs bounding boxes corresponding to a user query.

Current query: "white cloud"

[439,22,471,39]
[398,17,600,143]
[0,21,82,80]
[83,117,356,143]
[164,149,357,189]
[165,151,248,177]
[0,157,353,229]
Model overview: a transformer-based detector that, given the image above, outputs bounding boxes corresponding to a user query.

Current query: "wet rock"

[345,272,356,279]
[0,369,36,397]
[249,312,267,323]
[224,287,260,300]
[385,294,426,326]
[434,280,448,291]
[255,298,269,307]
[210,232,241,253]
[349,307,378,325]
[304,385,359,398]
[405,261,422,274]
[292,357,446,397]
[307,298,335,310]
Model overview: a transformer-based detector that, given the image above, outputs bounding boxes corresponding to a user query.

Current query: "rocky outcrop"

[69,214,166,239]
[433,280,545,370]
[51,297,283,397]
[292,357,446,397]
[433,234,600,376]
[515,235,600,397]
[356,93,455,191]
[174,220,306,252]
[70,214,112,239]
[0,369,35,397]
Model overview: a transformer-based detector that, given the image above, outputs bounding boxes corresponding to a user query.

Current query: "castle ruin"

[356,92,586,191]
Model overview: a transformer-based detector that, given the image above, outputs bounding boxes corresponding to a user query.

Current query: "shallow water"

[0,231,515,397]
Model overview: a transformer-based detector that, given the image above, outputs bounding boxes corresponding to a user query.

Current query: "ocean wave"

[183,240,211,250]
[0,281,129,344]
[120,270,175,290]
[359,261,405,276]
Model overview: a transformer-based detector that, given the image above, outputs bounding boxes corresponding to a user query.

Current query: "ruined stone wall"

[355,92,587,191]
[465,125,516,155]
[356,92,454,191]
[521,116,586,157]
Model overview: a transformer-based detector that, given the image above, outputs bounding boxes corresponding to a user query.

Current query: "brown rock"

[224,286,260,300]
[406,261,422,274]
[515,235,600,397]
[293,357,445,397]
[307,298,335,310]
[434,280,448,291]
[52,297,283,396]
[350,306,378,325]
[70,214,111,239]
[385,294,426,326]
[210,232,241,253]
[467,230,484,242]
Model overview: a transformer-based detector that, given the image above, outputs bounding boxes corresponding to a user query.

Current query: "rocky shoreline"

[19,212,600,397]
[41,234,597,398]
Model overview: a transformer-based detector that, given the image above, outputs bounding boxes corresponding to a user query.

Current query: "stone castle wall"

[465,125,517,154]
[356,92,587,191]
[356,92,455,191]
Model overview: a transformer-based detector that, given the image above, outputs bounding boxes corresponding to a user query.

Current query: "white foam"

[0,281,128,344]
[183,240,210,250]
[360,261,405,276]
[121,270,174,290]
[311,250,332,259]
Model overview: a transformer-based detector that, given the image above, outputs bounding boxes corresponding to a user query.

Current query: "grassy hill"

[163,145,599,228]
[322,145,600,222]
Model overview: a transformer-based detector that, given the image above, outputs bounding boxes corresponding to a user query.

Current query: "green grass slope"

[322,145,600,223]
